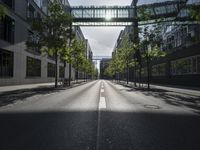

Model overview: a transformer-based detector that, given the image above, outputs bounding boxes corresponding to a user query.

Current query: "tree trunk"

[76,68,79,83]
[139,65,142,88]
[68,23,72,87]
[69,63,71,86]
[55,51,58,88]
[147,56,150,90]
[134,67,137,87]
[63,61,66,87]
[126,65,129,85]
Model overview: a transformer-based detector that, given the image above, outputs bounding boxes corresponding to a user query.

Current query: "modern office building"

[0,0,91,86]
[112,0,200,87]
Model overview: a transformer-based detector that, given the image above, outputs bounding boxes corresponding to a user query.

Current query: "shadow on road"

[0,110,200,150]
[0,86,65,107]
[0,81,96,107]
[113,82,200,115]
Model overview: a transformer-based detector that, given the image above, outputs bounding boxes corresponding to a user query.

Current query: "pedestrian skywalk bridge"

[70,0,189,26]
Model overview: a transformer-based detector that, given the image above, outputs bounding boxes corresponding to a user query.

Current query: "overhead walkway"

[70,0,188,26]
[71,6,135,26]
[93,56,112,60]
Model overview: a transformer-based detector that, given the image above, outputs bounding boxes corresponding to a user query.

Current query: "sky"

[68,0,166,57]
[68,0,133,57]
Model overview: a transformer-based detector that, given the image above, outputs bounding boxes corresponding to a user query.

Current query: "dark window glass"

[48,63,56,77]
[152,64,166,76]
[26,57,41,77]
[0,49,13,77]
[192,57,197,73]
[59,66,64,78]
[0,16,15,43]
[197,56,200,73]
[27,30,41,54]
[27,3,36,19]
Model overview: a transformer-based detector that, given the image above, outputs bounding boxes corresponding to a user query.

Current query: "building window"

[59,66,64,78]
[171,55,200,75]
[26,57,41,77]
[27,30,41,54]
[47,63,56,77]
[0,16,15,43]
[152,63,166,76]
[1,0,14,9]
[27,3,36,20]
[0,49,13,77]
[197,56,200,74]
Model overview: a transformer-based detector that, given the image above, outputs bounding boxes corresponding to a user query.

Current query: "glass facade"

[59,66,64,78]
[27,30,41,54]
[141,67,147,77]
[0,50,13,77]
[71,6,134,19]
[73,22,133,26]
[137,1,180,20]
[26,57,41,77]
[47,63,56,78]
[171,55,200,75]
[0,16,15,43]
[152,63,166,76]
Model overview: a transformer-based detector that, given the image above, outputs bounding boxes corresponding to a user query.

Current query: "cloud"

[81,27,124,56]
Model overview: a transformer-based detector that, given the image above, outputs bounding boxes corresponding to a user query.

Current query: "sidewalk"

[114,81,200,97]
[0,80,86,94]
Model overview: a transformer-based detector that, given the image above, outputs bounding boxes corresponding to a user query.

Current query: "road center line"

[99,97,106,109]
[96,82,107,150]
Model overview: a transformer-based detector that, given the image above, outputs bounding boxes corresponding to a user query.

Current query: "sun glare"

[105,13,112,21]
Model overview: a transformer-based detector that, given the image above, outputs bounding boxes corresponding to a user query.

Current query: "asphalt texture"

[0,80,200,150]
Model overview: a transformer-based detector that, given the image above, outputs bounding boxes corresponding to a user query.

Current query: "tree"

[70,39,86,82]
[106,52,126,82]
[117,35,138,84]
[189,4,200,21]
[26,0,73,88]
[141,26,166,90]
[0,4,6,19]
[82,59,94,81]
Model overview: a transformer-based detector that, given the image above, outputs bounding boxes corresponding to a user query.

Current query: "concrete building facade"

[0,0,90,86]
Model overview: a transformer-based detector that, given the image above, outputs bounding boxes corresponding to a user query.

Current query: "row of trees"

[105,25,166,90]
[106,3,200,90]
[26,0,97,88]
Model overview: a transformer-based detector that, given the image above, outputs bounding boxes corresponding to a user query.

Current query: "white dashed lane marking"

[101,89,104,93]
[99,97,106,109]
[96,81,107,150]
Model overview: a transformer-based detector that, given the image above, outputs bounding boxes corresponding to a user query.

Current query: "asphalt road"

[0,80,200,150]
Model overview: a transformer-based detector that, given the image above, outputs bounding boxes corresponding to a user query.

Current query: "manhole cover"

[144,105,160,109]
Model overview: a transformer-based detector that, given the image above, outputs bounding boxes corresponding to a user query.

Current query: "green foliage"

[118,35,138,69]
[141,44,166,60]
[26,0,73,87]
[84,59,97,77]
[106,34,140,79]
[138,7,151,21]
[70,39,86,70]
[0,4,6,19]
[189,5,200,21]
[141,26,166,60]
[26,0,73,55]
